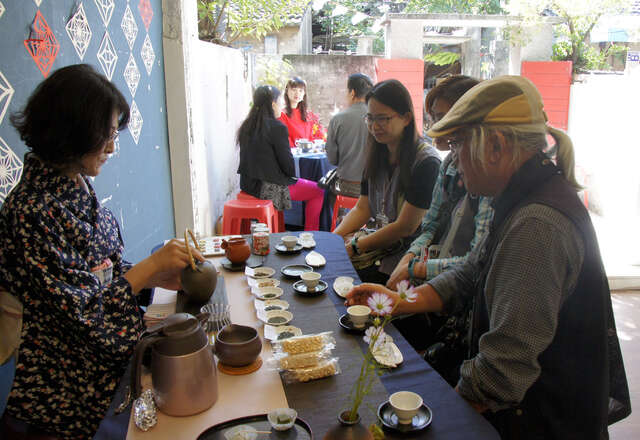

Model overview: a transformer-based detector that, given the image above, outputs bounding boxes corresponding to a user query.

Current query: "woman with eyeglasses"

[278,77,326,148]
[0,64,203,438]
[333,79,441,284]
[237,85,325,231]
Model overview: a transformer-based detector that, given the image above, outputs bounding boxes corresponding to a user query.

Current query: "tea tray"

[197,414,312,440]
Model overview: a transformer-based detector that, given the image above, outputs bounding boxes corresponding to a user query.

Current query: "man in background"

[325,73,373,201]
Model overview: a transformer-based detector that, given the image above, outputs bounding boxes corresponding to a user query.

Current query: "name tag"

[91,258,113,285]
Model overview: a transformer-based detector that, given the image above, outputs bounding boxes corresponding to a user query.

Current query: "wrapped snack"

[270,348,331,370]
[282,358,340,383]
[273,331,335,355]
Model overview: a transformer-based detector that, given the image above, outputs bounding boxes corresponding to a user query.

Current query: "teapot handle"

[132,335,163,399]
[183,229,198,271]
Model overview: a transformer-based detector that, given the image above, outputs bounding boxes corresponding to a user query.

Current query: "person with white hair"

[347,75,630,439]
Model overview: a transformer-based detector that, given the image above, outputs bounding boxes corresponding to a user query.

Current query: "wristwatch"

[408,257,418,280]
[351,235,360,255]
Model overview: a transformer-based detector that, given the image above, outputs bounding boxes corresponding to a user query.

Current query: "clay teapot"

[133,313,218,416]
[180,229,218,304]
[221,237,250,264]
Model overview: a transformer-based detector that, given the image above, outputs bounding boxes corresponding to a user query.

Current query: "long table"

[97,232,498,439]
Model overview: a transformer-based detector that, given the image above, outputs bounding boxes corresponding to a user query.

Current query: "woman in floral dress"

[0,64,202,438]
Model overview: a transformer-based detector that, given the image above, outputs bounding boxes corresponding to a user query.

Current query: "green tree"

[313,1,389,53]
[404,0,503,14]
[198,0,309,44]
[506,0,633,73]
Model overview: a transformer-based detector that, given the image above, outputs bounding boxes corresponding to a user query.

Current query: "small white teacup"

[299,232,314,241]
[346,305,371,329]
[389,391,423,424]
[300,271,321,290]
[281,235,298,250]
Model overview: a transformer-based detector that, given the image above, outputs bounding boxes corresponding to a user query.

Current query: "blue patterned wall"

[0,0,175,262]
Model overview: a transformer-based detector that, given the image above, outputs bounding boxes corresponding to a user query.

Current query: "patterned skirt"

[259,182,292,211]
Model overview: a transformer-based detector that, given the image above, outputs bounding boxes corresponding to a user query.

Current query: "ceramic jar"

[221,237,251,264]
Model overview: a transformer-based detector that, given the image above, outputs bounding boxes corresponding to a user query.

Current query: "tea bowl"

[281,235,299,250]
[214,324,262,367]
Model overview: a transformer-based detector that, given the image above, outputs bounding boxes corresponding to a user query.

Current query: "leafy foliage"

[424,51,461,65]
[255,56,294,88]
[198,0,308,44]
[506,0,633,74]
[404,0,503,14]
[313,0,388,53]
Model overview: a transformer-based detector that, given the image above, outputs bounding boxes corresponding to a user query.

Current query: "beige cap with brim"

[426,75,548,138]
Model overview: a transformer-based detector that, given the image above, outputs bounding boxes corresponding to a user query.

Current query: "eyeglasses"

[107,129,119,142]
[363,114,397,127]
[447,137,466,154]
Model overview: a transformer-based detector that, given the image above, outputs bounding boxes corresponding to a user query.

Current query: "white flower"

[363,326,386,351]
[367,292,393,315]
[397,280,418,303]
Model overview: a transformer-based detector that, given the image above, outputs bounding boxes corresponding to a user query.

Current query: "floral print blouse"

[0,154,143,438]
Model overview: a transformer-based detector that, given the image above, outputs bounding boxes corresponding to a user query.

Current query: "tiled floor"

[610,292,640,439]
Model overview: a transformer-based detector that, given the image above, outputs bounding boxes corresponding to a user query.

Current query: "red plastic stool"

[236,191,285,232]
[331,195,359,231]
[222,198,278,234]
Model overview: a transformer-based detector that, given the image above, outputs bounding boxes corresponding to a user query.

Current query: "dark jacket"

[237,118,296,197]
[473,153,631,439]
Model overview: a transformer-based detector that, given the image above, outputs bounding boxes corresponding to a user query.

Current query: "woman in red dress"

[278,77,326,148]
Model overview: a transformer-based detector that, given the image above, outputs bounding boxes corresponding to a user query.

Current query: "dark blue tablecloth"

[95,233,498,439]
[285,153,335,231]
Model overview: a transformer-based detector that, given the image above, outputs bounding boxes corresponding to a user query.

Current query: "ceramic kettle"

[133,313,218,416]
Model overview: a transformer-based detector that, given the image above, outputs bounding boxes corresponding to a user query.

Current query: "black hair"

[284,77,308,121]
[347,73,373,98]
[10,64,129,167]
[236,85,281,148]
[364,79,420,194]
[425,75,479,122]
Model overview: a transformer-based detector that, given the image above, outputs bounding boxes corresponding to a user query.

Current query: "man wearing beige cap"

[347,76,630,438]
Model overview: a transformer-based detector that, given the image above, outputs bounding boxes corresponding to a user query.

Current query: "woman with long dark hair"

[333,79,440,284]
[237,85,324,230]
[278,77,326,147]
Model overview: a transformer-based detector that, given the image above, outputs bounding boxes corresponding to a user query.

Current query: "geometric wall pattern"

[1,0,171,263]
[138,0,153,32]
[24,11,59,78]
[0,70,14,125]
[121,4,138,50]
[124,53,140,97]
[128,100,143,145]
[141,33,155,76]
[65,3,92,61]
[94,0,115,27]
[97,31,117,81]
[0,137,23,204]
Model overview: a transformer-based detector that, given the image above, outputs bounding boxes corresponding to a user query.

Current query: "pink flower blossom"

[397,280,418,303]
[367,292,393,315]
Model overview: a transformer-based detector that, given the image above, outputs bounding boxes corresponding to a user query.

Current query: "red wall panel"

[375,59,424,130]
[521,61,572,131]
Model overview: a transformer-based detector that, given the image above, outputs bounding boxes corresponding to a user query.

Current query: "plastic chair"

[236,191,285,232]
[222,198,280,234]
[331,195,359,231]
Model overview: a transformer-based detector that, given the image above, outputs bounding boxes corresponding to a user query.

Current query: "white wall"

[192,42,250,233]
[162,0,249,237]
[568,74,640,270]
